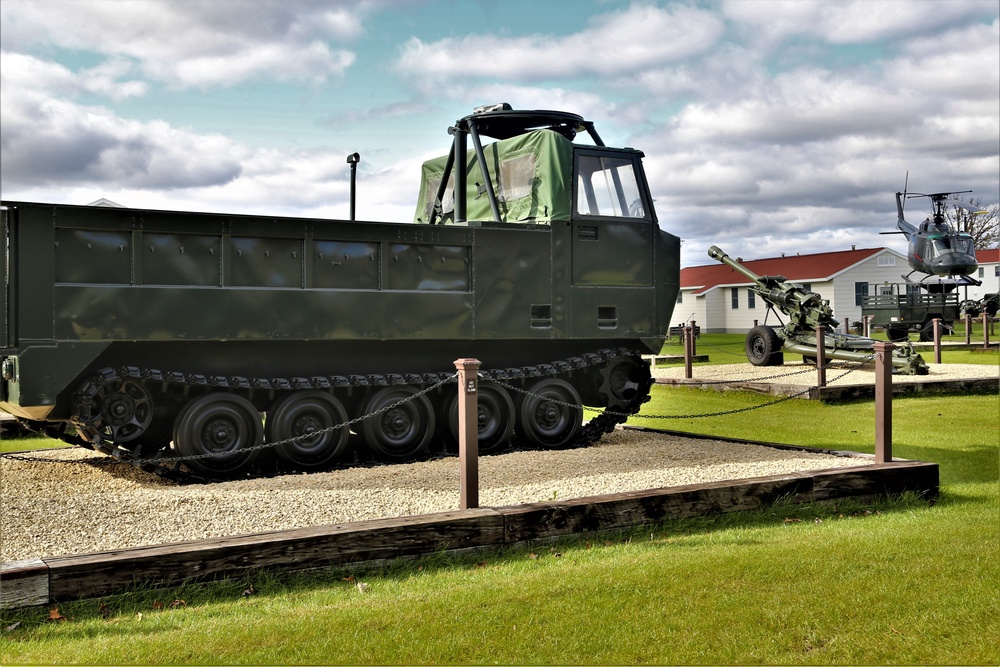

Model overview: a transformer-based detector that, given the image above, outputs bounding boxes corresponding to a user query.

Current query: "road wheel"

[444,382,515,454]
[266,392,350,469]
[173,393,262,478]
[745,325,783,366]
[361,387,435,461]
[517,378,582,449]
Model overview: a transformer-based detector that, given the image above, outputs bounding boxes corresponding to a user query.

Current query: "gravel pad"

[1,428,871,561]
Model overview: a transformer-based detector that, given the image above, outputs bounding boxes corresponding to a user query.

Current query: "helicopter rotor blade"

[952,201,988,214]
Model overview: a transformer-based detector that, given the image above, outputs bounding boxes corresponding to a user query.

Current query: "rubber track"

[57,347,652,484]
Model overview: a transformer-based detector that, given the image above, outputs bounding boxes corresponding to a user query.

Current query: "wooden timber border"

[1,436,937,610]
[655,375,998,401]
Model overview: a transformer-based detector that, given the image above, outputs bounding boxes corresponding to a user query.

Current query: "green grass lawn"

[2,352,997,664]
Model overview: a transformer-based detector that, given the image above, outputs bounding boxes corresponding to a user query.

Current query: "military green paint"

[0,116,681,422]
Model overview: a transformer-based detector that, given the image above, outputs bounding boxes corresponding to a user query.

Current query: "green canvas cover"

[413,129,573,224]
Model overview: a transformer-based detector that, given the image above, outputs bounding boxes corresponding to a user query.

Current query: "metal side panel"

[1,206,9,349]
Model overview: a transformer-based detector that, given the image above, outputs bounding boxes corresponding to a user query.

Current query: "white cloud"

[723,0,993,45]
[1,0,996,272]
[890,19,1000,99]
[0,91,247,190]
[396,3,724,83]
[0,51,147,100]
[0,0,367,88]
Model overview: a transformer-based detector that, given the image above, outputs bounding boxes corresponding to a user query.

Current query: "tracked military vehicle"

[1,105,681,481]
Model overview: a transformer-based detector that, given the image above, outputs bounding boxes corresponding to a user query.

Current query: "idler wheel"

[173,393,262,478]
[266,392,350,468]
[443,382,515,454]
[517,378,582,449]
[93,378,155,444]
[77,377,174,457]
[361,387,436,461]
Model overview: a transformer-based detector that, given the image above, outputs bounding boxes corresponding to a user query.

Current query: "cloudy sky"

[1,0,997,267]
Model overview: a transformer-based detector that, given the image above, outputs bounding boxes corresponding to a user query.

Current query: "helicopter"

[884,184,983,289]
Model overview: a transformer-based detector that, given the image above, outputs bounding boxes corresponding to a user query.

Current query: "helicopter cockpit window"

[575,154,646,219]
[954,234,975,255]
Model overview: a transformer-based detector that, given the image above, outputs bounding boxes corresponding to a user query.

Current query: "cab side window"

[575,154,646,218]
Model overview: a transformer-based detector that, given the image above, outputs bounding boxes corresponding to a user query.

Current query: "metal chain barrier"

[607,354,876,419]
[689,340,749,357]
[665,364,819,385]
[2,348,640,481]
[495,353,874,422]
[3,349,877,476]
[2,374,457,471]
[142,373,458,467]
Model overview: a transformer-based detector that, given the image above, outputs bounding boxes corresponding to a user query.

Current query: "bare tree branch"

[939,195,999,250]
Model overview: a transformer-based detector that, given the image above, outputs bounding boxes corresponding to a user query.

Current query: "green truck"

[860,283,960,341]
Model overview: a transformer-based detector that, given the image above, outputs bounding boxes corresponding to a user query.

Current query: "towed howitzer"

[707,246,928,375]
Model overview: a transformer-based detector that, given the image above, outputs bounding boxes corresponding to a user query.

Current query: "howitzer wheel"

[173,393,263,478]
[745,325,783,366]
[361,387,436,461]
[517,378,582,449]
[266,392,350,468]
[443,382,515,454]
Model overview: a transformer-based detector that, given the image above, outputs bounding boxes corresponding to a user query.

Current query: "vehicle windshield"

[575,155,646,218]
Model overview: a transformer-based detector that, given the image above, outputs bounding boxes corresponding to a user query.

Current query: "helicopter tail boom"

[895,191,917,238]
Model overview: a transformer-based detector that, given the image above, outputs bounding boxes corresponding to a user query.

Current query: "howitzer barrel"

[708,245,772,286]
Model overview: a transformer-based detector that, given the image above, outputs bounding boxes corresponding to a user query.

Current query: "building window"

[995,266,999,277]
[855,282,869,306]
[747,289,756,309]
[877,255,896,267]
[979,267,985,278]
[731,287,739,309]
[676,291,683,304]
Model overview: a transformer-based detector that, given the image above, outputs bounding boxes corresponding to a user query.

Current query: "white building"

[968,249,1000,300]
[677,247,913,333]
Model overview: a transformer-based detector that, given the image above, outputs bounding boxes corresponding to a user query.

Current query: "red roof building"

[677,247,911,333]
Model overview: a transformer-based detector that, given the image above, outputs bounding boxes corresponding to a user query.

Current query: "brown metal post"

[863,315,870,338]
[965,314,972,345]
[690,319,697,356]
[684,326,693,379]
[933,317,942,364]
[984,313,991,349]
[874,341,894,463]
[815,325,826,387]
[454,358,481,509]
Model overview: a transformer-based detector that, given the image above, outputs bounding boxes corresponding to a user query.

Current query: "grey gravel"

[0,428,871,562]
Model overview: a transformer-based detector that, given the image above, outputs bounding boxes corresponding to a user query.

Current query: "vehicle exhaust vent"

[530,304,552,328]
[598,306,618,329]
